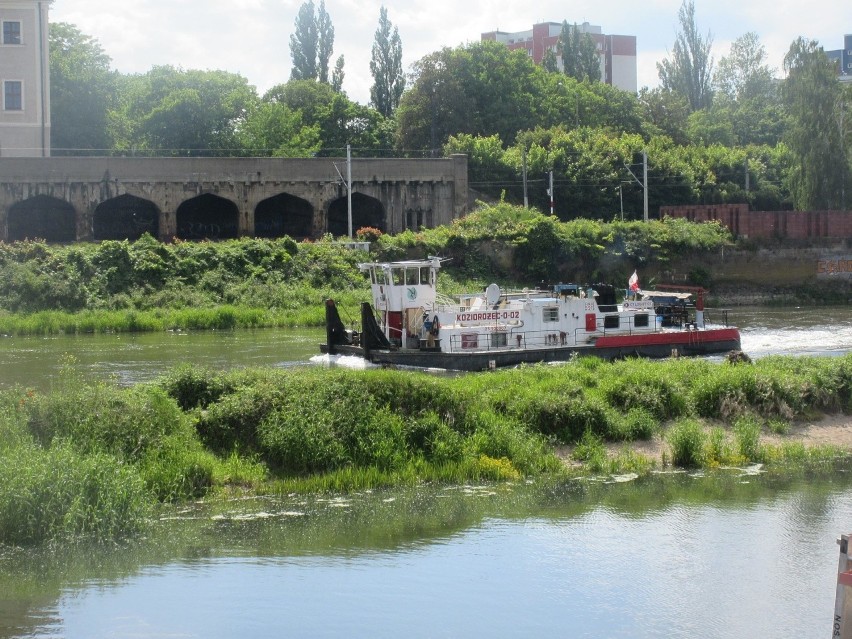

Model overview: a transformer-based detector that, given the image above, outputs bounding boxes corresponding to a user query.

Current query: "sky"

[50,0,846,106]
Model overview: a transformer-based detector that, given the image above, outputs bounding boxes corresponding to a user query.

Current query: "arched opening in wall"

[255,193,313,239]
[93,194,160,241]
[328,193,385,237]
[7,195,76,242]
[175,193,239,240]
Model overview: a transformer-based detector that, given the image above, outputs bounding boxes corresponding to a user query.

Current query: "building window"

[4,81,22,110]
[2,21,21,45]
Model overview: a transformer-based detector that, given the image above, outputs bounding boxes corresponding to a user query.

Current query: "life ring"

[430,315,440,336]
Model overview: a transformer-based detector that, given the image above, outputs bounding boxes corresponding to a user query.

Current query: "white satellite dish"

[485,283,501,306]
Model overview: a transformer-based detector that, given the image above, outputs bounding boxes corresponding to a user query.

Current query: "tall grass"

[0,442,152,544]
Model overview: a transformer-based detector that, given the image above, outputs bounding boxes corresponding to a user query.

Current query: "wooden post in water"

[833,533,852,638]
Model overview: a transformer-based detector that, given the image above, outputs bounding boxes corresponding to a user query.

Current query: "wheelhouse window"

[2,21,21,45]
[4,81,22,111]
[603,315,620,329]
[634,313,649,328]
[543,307,559,322]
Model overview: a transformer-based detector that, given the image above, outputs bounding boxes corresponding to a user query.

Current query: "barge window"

[490,333,507,348]
[420,268,430,285]
[604,315,620,329]
[543,307,559,322]
[406,268,419,285]
[634,313,649,328]
[461,333,479,349]
[375,269,387,285]
[392,268,404,285]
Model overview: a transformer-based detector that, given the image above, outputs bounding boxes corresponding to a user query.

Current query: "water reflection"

[1,469,851,638]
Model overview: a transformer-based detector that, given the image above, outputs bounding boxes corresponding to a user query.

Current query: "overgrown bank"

[1,354,850,545]
[2,203,848,337]
[0,205,743,336]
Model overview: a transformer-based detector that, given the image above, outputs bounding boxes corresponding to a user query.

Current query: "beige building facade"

[0,0,50,157]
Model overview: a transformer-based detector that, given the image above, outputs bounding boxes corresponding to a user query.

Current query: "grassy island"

[0,353,850,545]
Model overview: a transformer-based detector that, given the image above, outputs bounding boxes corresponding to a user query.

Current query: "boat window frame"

[634,313,649,328]
[543,307,559,323]
[490,332,508,348]
[604,315,620,329]
[391,267,404,286]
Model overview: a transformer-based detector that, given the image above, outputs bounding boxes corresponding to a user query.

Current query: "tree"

[558,22,601,82]
[715,32,774,102]
[637,87,691,145]
[657,0,714,111]
[332,55,345,93]
[49,22,117,153]
[782,37,850,210]
[236,101,321,157]
[369,6,405,118]
[289,0,335,83]
[396,42,553,152]
[265,80,390,154]
[117,67,258,155]
[316,0,334,84]
[542,48,559,74]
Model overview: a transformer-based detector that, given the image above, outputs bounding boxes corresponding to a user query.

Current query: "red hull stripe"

[594,328,740,349]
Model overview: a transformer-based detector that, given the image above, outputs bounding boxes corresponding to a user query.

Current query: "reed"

[0,443,152,544]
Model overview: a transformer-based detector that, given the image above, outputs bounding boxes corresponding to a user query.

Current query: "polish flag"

[628,271,640,293]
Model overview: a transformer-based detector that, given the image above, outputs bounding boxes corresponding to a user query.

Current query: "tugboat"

[320,257,741,371]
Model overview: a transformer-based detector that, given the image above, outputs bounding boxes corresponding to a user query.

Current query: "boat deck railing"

[438,319,658,353]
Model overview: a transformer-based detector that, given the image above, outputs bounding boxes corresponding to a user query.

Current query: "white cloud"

[50,0,845,104]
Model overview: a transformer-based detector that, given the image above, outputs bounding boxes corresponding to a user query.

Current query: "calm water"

[0,305,851,390]
[1,306,851,638]
[1,472,851,638]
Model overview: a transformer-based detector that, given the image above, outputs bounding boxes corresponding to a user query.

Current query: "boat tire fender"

[431,315,440,336]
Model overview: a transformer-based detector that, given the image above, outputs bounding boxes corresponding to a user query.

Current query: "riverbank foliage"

[0,204,733,335]
[1,353,850,545]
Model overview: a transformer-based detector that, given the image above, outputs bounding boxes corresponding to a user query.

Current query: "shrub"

[258,407,348,474]
[26,384,188,462]
[667,419,707,468]
[733,415,765,463]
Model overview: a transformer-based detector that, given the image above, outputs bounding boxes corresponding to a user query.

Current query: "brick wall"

[660,204,852,240]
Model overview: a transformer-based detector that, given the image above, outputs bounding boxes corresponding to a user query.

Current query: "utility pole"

[346,144,353,238]
[625,151,648,222]
[548,170,554,215]
[642,150,649,222]
[522,148,529,208]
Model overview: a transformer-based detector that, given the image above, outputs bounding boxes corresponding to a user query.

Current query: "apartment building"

[826,34,852,83]
[481,21,637,93]
[0,0,50,157]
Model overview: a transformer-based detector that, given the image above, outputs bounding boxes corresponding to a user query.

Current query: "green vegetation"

[0,204,734,335]
[1,353,849,545]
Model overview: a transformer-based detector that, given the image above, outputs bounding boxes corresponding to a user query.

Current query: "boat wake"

[310,353,376,369]
[740,324,852,358]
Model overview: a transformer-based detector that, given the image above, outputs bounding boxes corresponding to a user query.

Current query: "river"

[0,305,851,390]
[1,306,851,638]
[1,472,850,638]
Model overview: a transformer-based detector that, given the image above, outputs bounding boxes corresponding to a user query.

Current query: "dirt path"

[558,414,852,465]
